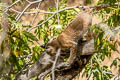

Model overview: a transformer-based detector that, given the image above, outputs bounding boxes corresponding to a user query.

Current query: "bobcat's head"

[41,37,58,55]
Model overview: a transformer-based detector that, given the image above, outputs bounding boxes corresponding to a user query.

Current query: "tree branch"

[16,38,96,80]
[0,2,10,75]
[16,23,120,80]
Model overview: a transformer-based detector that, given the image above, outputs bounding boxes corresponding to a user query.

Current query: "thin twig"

[27,13,56,32]
[26,0,31,3]
[30,2,41,26]
[27,6,87,31]
[56,0,60,26]
[52,48,61,80]
[51,1,60,79]
[15,0,43,21]
[26,0,43,4]
[15,62,33,79]
[5,2,120,15]
[3,2,120,22]
[102,71,113,75]
[29,3,120,31]
[114,75,120,80]
[18,54,32,59]
[15,3,31,21]
[112,26,120,32]
[4,0,21,12]
[87,58,93,80]
[39,68,51,80]
[10,8,53,14]
[39,59,71,80]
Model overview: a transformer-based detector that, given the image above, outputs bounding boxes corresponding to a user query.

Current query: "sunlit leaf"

[23,31,38,41]
[110,59,117,67]
[97,38,100,45]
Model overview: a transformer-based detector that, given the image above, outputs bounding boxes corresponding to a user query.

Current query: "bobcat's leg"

[57,35,78,67]
[60,40,77,66]
[67,41,77,65]
[57,41,77,69]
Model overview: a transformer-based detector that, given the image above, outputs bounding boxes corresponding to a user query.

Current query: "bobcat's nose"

[45,46,54,54]
[41,43,46,48]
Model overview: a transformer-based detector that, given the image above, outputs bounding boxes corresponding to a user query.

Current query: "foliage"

[0,0,120,80]
[97,0,120,27]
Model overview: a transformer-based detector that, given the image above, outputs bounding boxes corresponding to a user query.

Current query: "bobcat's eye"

[45,46,52,53]
[46,46,50,49]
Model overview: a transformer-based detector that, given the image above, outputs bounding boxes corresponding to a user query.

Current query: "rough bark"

[55,55,92,80]
[55,38,94,80]
[0,1,10,75]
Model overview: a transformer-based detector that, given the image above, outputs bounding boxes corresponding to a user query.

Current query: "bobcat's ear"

[41,43,47,48]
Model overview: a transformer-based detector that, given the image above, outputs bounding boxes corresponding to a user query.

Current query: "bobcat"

[43,9,92,66]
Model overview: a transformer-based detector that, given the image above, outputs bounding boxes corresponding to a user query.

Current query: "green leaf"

[18,59,24,66]
[107,41,116,51]
[12,0,16,2]
[110,59,117,67]
[23,25,32,28]
[8,29,17,35]
[23,31,38,41]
